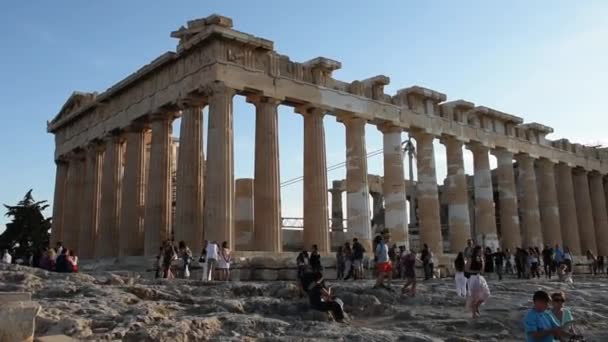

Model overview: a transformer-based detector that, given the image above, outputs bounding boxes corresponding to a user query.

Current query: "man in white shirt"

[2,249,12,264]
[206,241,219,281]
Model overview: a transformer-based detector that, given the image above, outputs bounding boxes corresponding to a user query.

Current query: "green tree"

[0,190,51,260]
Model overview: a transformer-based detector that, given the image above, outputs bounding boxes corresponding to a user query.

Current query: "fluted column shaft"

[590,173,608,255]
[412,131,443,255]
[468,143,498,249]
[343,116,372,251]
[51,160,68,246]
[379,124,408,248]
[537,159,562,247]
[573,169,596,253]
[79,144,103,259]
[63,153,85,251]
[252,97,282,252]
[442,136,471,253]
[119,125,148,256]
[235,179,254,250]
[174,105,205,253]
[556,163,581,254]
[516,154,543,248]
[97,135,124,257]
[203,83,235,248]
[329,186,344,231]
[144,115,173,256]
[300,107,330,252]
[493,149,521,250]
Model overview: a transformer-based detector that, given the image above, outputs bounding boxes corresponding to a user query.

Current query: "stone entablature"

[48,14,607,173]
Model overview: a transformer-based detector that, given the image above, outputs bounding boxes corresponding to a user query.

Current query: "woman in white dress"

[217,241,232,281]
[465,246,491,318]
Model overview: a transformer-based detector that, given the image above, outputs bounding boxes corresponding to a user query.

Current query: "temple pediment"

[49,91,97,129]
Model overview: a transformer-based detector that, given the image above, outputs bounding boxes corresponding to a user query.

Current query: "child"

[523,291,566,341]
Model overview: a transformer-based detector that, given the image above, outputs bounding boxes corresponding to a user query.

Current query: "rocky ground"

[1,264,608,341]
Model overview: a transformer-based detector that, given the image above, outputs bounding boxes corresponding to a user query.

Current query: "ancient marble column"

[329,182,344,231]
[441,136,471,253]
[589,172,608,254]
[118,124,148,257]
[342,116,372,251]
[174,105,205,254]
[79,143,103,259]
[144,114,173,256]
[468,142,498,249]
[50,159,68,246]
[97,134,124,257]
[379,124,408,248]
[492,149,521,250]
[203,83,235,248]
[516,153,543,248]
[573,168,596,253]
[411,131,443,255]
[251,96,282,252]
[235,178,254,251]
[555,163,581,254]
[536,158,562,248]
[298,106,330,252]
[63,152,85,251]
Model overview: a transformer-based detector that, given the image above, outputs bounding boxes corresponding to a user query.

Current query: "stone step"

[35,335,79,342]
[0,301,41,342]
[0,291,32,303]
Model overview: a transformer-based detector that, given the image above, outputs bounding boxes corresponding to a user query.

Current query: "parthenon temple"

[48,14,608,260]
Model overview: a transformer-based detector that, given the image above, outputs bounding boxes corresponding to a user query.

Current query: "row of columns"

[438,135,608,255]
[50,84,608,258]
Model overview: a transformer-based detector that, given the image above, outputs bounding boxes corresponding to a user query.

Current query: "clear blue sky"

[1,1,607,231]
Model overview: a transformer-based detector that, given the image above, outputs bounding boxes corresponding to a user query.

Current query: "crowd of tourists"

[1,242,79,273]
[154,239,232,282]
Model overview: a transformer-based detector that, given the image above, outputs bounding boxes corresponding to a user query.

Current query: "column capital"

[177,95,207,109]
[104,130,125,144]
[588,170,603,178]
[85,139,105,153]
[409,129,435,143]
[245,94,281,106]
[201,81,236,99]
[573,166,589,176]
[294,105,325,117]
[65,148,86,161]
[124,120,150,133]
[376,122,402,134]
[336,113,366,127]
[465,141,490,155]
[149,111,178,122]
[439,134,465,147]
[536,157,556,168]
[328,187,343,195]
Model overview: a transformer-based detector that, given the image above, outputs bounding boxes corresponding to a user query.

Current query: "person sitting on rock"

[68,249,79,273]
[55,248,72,273]
[523,290,566,342]
[307,271,346,322]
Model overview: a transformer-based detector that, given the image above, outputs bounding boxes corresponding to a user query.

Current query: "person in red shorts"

[374,231,393,290]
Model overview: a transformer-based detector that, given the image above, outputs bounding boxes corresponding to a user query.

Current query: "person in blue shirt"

[524,290,565,341]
